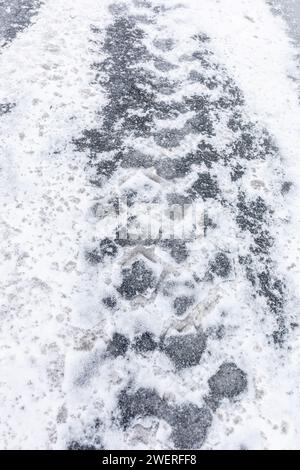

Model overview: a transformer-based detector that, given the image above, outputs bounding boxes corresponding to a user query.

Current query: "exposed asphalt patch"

[0,0,41,46]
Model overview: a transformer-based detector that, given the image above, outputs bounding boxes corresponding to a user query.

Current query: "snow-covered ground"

[0,0,300,450]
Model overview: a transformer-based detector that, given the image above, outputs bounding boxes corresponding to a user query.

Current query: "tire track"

[0,0,41,46]
[63,0,293,450]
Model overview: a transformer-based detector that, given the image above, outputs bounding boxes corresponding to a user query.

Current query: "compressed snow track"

[1,0,300,450]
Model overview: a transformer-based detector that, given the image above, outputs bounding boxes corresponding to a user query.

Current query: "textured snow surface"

[1,0,300,450]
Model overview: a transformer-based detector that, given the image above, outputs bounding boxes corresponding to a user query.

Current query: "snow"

[0,0,106,449]
[0,0,300,450]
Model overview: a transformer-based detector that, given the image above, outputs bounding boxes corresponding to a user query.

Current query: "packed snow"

[0,0,300,450]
